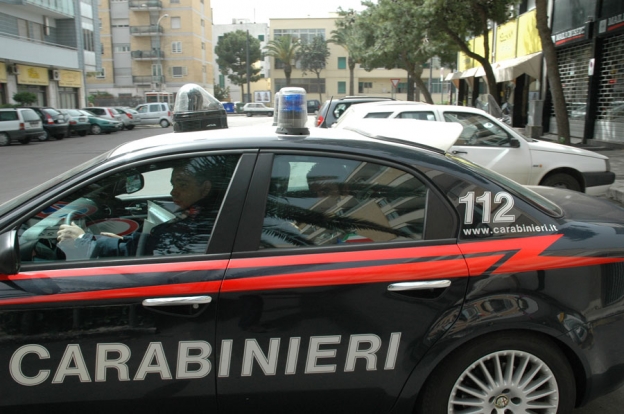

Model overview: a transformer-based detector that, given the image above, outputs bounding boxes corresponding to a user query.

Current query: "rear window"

[0,111,18,121]
[42,108,61,117]
[364,112,392,119]
[20,109,39,122]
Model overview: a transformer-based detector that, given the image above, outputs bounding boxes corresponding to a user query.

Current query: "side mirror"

[125,173,144,194]
[510,138,520,148]
[0,231,19,275]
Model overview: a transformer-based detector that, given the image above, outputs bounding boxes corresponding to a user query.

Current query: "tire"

[19,137,30,145]
[268,112,274,117]
[417,332,575,414]
[39,130,49,141]
[54,134,64,140]
[541,173,581,192]
[78,131,87,137]
[246,112,252,117]
[0,132,10,146]
[126,125,135,130]
[159,119,170,128]
[90,124,102,135]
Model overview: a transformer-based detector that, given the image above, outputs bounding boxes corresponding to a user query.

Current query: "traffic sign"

[390,78,400,87]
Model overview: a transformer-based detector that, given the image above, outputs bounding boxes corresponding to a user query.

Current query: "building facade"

[0,0,100,108]
[267,16,442,106]
[87,0,214,104]
[212,19,270,103]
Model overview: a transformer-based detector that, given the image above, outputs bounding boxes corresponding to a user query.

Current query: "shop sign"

[59,70,82,88]
[552,24,589,47]
[17,65,49,86]
[599,13,624,35]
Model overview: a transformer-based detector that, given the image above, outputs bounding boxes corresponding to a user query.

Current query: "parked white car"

[334,102,615,195]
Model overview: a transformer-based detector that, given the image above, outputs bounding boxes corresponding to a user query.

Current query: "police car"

[1,88,624,414]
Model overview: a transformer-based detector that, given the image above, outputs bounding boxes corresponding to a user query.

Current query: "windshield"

[0,152,111,216]
[446,153,563,217]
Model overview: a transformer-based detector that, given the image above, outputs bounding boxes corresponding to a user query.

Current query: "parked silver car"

[134,102,172,128]
[115,107,141,130]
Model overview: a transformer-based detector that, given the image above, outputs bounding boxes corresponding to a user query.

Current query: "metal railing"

[130,25,164,35]
[128,0,162,9]
[132,75,164,85]
[131,49,164,59]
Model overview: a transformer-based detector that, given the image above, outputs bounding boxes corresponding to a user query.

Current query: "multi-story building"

[267,16,442,105]
[212,19,270,103]
[88,0,214,104]
[0,0,100,108]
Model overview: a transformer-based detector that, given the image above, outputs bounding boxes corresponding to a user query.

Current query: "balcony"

[130,25,164,36]
[131,49,164,60]
[129,0,162,10]
[133,75,164,85]
[0,32,78,69]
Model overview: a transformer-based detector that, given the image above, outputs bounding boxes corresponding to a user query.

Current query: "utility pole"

[246,30,251,104]
[156,13,169,103]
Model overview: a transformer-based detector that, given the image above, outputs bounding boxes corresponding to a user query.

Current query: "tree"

[423,0,521,105]
[264,35,300,87]
[12,91,37,106]
[353,0,458,104]
[215,30,262,102]
[297,36,330,103]
[213,84,230,102]
[330,9,364,96]
[535,0,570,144]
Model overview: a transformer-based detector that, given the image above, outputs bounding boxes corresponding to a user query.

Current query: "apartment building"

[268,16,443,104]
[0,0,100,108]
[88,0,214,103]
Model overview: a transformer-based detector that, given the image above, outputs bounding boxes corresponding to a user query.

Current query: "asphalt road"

[0,117,623,412]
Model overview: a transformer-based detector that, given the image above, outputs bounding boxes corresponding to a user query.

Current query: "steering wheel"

[65,209,77,225]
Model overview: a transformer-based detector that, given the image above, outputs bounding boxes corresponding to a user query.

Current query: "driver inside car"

[56,156,232,258]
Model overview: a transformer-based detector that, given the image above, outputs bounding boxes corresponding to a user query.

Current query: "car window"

[18,155,240,262]
[364,112,392,119]
[396,111,436,121]
[333,103,350,119]
[149,104,160,112]
[0,111,18,121]
[260,155,430,249]
[21,110,39,122]
[42,108,61,117]
[443,112,512,146]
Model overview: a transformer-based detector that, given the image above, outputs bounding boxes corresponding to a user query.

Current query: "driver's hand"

[57,222,85,242]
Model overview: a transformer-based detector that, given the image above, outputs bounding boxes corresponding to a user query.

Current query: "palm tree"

[329,13,361,96]
[264,35,300,87]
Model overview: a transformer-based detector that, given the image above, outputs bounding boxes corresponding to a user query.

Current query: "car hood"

[526,139,608,160]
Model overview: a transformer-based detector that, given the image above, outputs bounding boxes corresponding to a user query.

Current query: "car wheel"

[0,132,10,146]
[91,124,102,135]
[19,137,30,145]
[417,332,575,414]
[126,125,135,130]
[541,173,581,192]
[39,130,49,141]
[54,134,64,140]
[78,131,87,137]
[268,112,273,117]
[246,112,252,117]
[159,119,170,128]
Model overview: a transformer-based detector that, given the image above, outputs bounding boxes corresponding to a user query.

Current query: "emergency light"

[275,87,309,135]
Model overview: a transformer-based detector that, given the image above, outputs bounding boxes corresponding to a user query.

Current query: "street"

[1,115,624,412]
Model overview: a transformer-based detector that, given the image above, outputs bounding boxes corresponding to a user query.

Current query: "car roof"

[108,120,463,161]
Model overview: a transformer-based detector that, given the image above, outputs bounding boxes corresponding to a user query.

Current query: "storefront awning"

[459,67,479,79]
[492,52,542,82]
[445,71,463,81]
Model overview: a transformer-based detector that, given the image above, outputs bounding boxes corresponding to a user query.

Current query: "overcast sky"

[211,0,370,25]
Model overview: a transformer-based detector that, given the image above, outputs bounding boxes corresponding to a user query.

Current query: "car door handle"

[388,280,452,291]
[142,296,212,307]
[452,150,468,154]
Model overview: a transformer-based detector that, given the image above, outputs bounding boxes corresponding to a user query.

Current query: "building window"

[338,57,347,70]
[96,68,106,79]
[258,34,264,41]
[171,0,180,3]
[338,81,346,94]
[171,17,181,29]
[274,28,325,44]
[172,41,182,53]
[114,44,131,52]
[201,19,205,27]
[358,82,373,93]
[172,66,185,77]
[83,28,95,51]
[201,42,205,50]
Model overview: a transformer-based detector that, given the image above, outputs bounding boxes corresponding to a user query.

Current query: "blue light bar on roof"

[276,87,309,135]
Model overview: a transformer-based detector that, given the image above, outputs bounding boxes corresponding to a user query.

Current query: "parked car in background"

[81,107,124,124]
[242,102,274,117]
[307,99,321,113]
[334,102,615,195]
[28,106,69,141]
[134,102,172,128]
[78,109,122,135]
[58,109,90,137]
[0,107,43,145]
[115,107,141,130]
[315,96,397,128]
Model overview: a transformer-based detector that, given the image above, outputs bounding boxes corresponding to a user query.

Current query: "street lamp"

[156,13,169,102]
